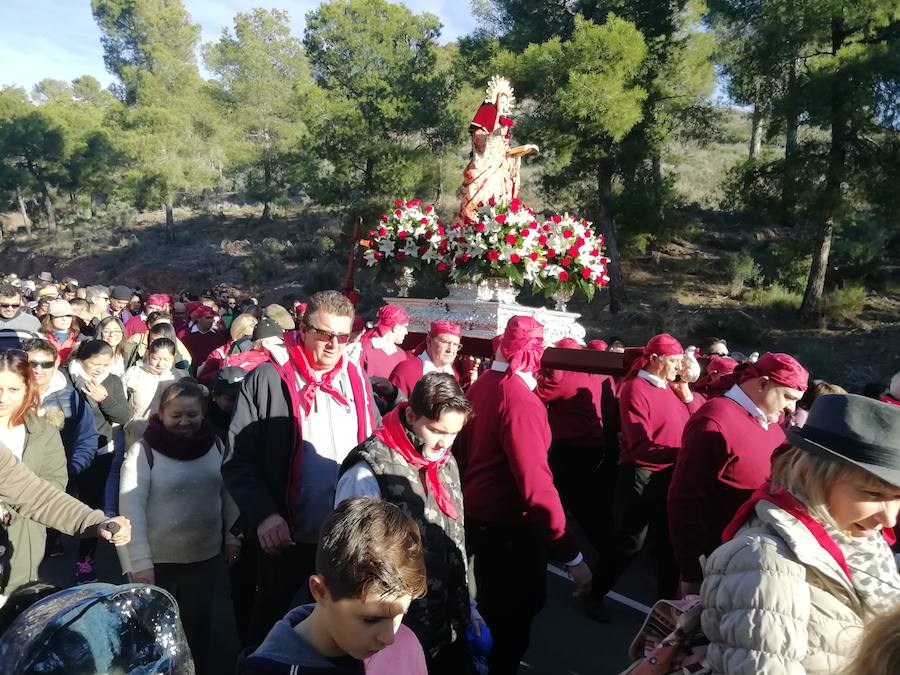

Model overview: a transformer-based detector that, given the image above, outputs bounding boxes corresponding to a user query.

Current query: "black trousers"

[76,452,114,560]
[230,534,258,646]
[548,440,617,552]
[247,541,317,646]
[156,553,231,675]
[467,519,547,675]
[425,635,476,675]
[592,464,678,601]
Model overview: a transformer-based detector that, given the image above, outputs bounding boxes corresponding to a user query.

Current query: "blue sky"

[0,0,478,92]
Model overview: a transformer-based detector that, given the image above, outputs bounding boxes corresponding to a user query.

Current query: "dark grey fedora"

[786,393,900,488]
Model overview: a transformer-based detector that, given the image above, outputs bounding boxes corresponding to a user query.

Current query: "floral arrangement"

[450,197,544,285]
[361,198,452,279]
[532,212,610,302]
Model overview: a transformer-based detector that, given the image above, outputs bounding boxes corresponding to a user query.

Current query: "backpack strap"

[138,439,153,469]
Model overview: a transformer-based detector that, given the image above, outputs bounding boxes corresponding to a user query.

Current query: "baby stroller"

[0,582,194,674]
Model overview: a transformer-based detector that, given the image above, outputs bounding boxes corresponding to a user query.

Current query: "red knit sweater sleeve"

[619,383,679,466]
[499,380,578,562]
[389,358,421,396]
[668,416,729,582]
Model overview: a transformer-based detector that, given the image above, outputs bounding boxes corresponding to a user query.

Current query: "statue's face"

[497,93,510,115]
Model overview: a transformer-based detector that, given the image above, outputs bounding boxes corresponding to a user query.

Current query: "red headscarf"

[185,300,203,316]
[586,340,608,351]
[625,333,683,378]
[146,294,171,307]
[376,305,410,337]
[500,316,544,375]
[740,353,809,391]
[191,305,217,321]
[707,356,738,375]
[555,338,582,349]
[428,320,461,339]
[374,404,459,520]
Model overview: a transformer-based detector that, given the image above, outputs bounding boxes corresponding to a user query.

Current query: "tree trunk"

[650,152,665,225]
[16,187,31,234]
[90,193,97,218]
[261,161,273,221]
[164,202,175,243]
[364,157,375,195]
[801,20,847,320]
[749,104,763,158]
[781,60,800,224]
[261,202,272,221]
[597,162,626,313]
[39,181,56,232]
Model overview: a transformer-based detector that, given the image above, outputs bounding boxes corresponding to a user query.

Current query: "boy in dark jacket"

[239,497,428,675]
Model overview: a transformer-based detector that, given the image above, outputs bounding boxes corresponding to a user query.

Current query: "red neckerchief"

[285,338,349,415]
[374,404,459,520]
[723,484,898,580]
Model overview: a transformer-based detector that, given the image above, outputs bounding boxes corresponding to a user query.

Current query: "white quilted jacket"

[700,501,869,674]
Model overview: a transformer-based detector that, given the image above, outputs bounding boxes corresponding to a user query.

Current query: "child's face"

[315,580,411,660]
[160,397,204,436]
[146,349,175,374]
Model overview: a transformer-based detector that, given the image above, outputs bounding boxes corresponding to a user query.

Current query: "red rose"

[418,245,428,255]
[378,227,387,237]
[576,237,585,247]
[510,253,521,263]
[510,197,521,212]
[438,239,449,254]
[559,271,569,282]
[462,253,471,262]
[374,251,383,260]
[476,223,485,233]
[568,246,579,258]
[395,209,403,217]
[499,116,515,127]
[539,235,548,245]
[582,268,592,280]
[421,218,429,225]
[368,229,375,237]
[541,261,548,268]
[543,224,551,232]
[398,230,409,239]
[505,233,517,245]
[547,248,557,258]
[487,250,500,261]
[380,214,388,222]
[488,196,496,206]
[438,224,445,236]
[394,199,403,207]
[530,220,539,229]
[437,262,448,272]
[585,230,592,238]
[520,229,530,238]
[495,214,507,224]
[552,215,563,224]
[424,205,433,214]
[406,198,421,208]
[529,252,539,262]
[590,248,599,257]
[561,257,571,267]
[563,229,574,239]
[395,251,407,261]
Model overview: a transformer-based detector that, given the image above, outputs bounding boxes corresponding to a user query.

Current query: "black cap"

[110,286,132,301]
[214,366,247,397]
[252,316,283,341]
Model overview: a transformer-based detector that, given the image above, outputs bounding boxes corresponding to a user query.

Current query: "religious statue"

[458,76,539,223]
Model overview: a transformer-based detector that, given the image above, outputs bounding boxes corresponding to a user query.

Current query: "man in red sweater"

[178,305,226,372]
[360,305,410,379]
[389,320,461,396]
[590,333,704,620]
[668,352,808,594]
[537,338,619,551]
[457,316,591,675]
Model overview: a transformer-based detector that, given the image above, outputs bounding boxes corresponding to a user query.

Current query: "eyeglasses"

[0,349,27,360]
[0,303,21,309]
[101,330,124,336]
[709,352,729,358]
[28,359,56,370]
[306,325,351,344]
[433,337,461,351]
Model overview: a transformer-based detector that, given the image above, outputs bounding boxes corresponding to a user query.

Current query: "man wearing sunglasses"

[0,283,40,333]
[224,290,381,643]
[390,320,462,397]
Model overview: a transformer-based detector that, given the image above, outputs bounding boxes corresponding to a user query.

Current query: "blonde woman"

[844,603,900,675]
[701,394,900,674]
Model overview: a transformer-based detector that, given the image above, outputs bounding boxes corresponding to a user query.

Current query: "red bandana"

[723,484,897,580]
[285,339,349,415]
[374,405,459,520]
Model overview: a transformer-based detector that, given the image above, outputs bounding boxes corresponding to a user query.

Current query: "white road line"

[547,564,652,615]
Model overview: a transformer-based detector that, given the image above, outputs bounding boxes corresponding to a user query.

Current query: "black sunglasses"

[306,325,351,345]
[0,348,27,361]
[28,359,56,370]
[0,303,21,310]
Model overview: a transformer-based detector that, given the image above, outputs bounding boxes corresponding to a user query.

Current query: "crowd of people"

[0,269,898,674]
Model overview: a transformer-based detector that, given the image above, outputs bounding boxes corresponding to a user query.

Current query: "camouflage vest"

[340,433,469,656]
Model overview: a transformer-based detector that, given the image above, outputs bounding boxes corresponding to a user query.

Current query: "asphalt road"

[37,535,653,675]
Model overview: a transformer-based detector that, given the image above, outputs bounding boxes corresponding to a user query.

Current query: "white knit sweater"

[118,439,240,572]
